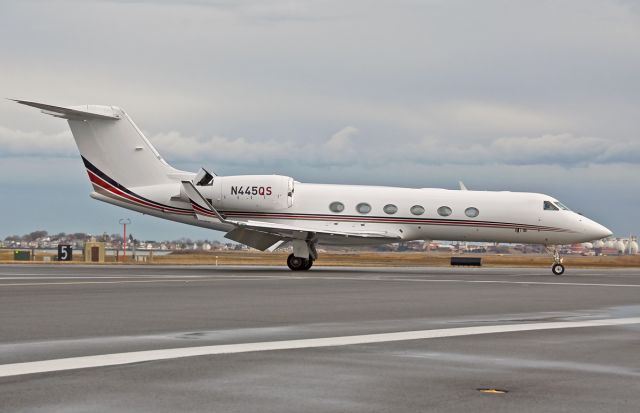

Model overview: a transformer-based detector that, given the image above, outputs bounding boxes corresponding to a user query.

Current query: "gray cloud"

[0,126,75,157]
[101,0,336,22]
[150,129,640,168]
[1,0,639,239]
[2,122,637,170]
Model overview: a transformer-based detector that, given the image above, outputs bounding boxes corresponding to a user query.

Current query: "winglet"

[181,181,226,222]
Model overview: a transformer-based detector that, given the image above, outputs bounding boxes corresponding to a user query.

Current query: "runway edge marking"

[1,317,640,378]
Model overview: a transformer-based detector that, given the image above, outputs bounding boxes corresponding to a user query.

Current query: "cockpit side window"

[554,201,570,211]
[543,201,559,211]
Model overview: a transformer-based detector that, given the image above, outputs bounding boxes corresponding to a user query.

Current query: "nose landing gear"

[547,247,565,275]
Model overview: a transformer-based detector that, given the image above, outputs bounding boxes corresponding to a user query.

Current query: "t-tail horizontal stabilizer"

[11,99,121,120]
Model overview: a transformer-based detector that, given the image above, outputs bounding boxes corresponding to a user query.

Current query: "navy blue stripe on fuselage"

[82,156,192,213]
[82,157,572,233]
[219,211,571,233]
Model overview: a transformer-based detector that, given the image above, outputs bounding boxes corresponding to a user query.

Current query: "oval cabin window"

[383,204,398,215]
[329,201,344,213]
[465,207,479,218]
[410,205,425,215]
[437,206,452,216]
[356,203,372,214]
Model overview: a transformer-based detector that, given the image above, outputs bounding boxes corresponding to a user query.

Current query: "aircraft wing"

[181,181,400,251]
[227,218,400,240]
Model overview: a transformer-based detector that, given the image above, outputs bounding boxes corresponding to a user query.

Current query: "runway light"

[477,388,508,394]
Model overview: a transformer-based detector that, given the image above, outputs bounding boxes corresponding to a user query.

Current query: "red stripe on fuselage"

[191,202,219,218]
[87,169,571,233]
[87,170,191,215]
[220,211,571,233]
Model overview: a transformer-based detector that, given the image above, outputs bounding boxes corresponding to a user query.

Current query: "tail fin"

[13,99,181,188]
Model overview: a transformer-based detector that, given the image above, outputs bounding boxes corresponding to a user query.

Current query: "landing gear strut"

[287,254,313,271]
[546,246,565,275]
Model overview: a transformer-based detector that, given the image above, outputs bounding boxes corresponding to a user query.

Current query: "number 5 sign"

[58,245,73,262]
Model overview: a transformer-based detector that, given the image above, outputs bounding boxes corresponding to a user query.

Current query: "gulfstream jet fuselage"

[15,100,612,274]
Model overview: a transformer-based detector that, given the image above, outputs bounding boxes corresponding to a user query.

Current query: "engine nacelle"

[197,175,294,211]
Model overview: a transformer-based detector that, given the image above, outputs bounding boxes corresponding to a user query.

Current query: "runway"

[1,265,639,412]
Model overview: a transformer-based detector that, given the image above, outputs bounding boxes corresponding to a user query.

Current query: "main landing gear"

[287,254,313,271]
[286,239,317,271]
[546,246,565,275]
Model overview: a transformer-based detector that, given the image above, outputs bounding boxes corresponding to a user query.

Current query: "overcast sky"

[1,0,638,241]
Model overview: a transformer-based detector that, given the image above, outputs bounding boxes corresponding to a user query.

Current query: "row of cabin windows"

[329,202,479,218]
[328,200,568,216]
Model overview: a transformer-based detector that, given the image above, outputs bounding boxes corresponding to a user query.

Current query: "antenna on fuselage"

[458,180,468,190]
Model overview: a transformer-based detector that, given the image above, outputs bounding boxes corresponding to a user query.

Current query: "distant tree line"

[3,231,92,242]
[2,230,224,247]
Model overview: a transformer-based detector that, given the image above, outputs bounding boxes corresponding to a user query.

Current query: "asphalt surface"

[1,264,639,412]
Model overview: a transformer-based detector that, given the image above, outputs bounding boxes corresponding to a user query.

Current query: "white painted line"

[388,278,640,288]
[0,280,191,287]
[0,278,285,287]
[1,274,639,288]
[266,275,640,288]
[291,275,640,288]
[1,317,639,378]
[0,276,210,280]
[0,273,51,276]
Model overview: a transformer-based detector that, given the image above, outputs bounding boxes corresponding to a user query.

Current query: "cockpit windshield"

[543,201,559,211]
[543,200,571,211]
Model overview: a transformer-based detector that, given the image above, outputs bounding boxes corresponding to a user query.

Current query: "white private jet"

[15,100,612,274]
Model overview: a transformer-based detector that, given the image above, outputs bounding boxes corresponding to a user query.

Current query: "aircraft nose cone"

[585,221,613,240]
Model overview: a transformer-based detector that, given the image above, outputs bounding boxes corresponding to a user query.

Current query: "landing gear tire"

[551,263,565,276]
[287,254,312,271]
[302,258,314,271]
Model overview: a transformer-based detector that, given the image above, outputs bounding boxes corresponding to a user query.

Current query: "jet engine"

[194,175,294,211]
